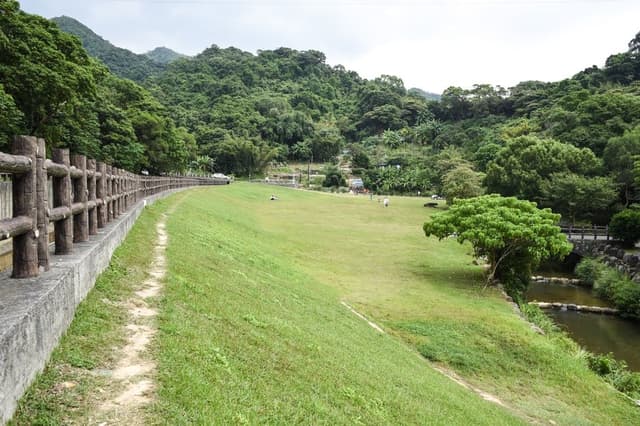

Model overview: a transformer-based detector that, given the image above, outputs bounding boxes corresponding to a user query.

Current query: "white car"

[213,173,231,183]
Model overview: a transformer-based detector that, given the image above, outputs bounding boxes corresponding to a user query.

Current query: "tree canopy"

[423,195,572,297]
[0,1,193,173]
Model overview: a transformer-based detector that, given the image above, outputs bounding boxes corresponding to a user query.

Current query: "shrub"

[592,267,622,300]
[585,352,640,399]
[574,258,603,287]
[592,265,640,318]
[520,303,559,334]
[610,279,640,318]
[322,165,346,188]
[609,209,640,247]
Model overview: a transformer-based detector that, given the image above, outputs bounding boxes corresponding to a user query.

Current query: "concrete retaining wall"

[0,188,188,424]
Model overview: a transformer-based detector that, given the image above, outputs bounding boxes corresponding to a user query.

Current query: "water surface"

[547,310,640,371]
[526,281,613,307]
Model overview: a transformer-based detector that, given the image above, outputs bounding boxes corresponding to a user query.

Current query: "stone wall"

[572,240,640,283]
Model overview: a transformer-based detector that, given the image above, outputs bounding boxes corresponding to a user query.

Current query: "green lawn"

[11,183,640,424]
[156,183,639,424]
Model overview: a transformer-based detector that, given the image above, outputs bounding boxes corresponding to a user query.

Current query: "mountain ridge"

[51,15,165,82]
[145,46,189,64]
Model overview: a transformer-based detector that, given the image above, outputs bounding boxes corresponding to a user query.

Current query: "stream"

[526,281,640,371]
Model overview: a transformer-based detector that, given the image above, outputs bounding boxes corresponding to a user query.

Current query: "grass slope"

[158,183,640,424]
[10,184,640,424]
[156,185,518,424]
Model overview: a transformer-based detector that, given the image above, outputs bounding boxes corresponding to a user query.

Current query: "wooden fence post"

[122,171,127,213]
[71,155,88,242]
[112,168,119,219]
[117,168,122,216]
[121,170,126,211]
[36,138,49,271]
[11,136,38,278]
[106,165,113,221]
[133,173,138,202]
[125,171,130,210]
[87,158,97,235]
[53,149,73,254]
[97,162,107,228]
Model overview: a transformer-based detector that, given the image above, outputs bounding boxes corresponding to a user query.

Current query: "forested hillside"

[145,46,433,175]
[0,1,193,173]
[51,16,165,82]
[3,0,640,226]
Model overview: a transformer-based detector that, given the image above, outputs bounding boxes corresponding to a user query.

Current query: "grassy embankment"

[11,183,640,424]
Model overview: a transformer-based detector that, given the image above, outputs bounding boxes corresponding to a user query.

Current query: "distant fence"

[560,224,614,241]
[0,136,225,279]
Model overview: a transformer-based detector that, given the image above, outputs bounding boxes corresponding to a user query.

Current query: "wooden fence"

[560,224,612,241]
[0,136,223,279]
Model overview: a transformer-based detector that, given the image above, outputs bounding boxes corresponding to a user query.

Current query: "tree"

[0,2,98,138]
[382,129,403,149]
[0,3,194,173]
[411,119,442,145]
[485,135,601,202]
[349,144,370,169]
[541,173,618,224]
[609,209,640,247]
[322,164,346,188]
[358,104,406,134]
[0,83,24,149]
[441,164,484,205]
[307,121,343,162]
[423,195,572,297]
[628,30,640,55]
[211,136,277,177]
[603,126,640,206]
[437,86,472,120]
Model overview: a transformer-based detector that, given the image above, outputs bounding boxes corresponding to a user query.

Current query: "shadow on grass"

[408,260,487,292]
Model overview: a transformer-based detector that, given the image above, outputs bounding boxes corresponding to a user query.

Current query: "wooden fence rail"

[559,224,612,241]
[0,136,224,279]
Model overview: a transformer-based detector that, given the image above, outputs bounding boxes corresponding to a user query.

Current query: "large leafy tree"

[541,173,618,224]
[609,208,640,247]
[441,164,484,205]
[0,83,24,147]
[485,135,601,202]
[423,195,572,297]
[322,164,346,188]
[0,0,98,144]
[603,126,640,206]
[210,136,277,177]
[0,1,193,173]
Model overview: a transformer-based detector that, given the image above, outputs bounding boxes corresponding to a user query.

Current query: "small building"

[349,178,364,192]
[266,173,299,187]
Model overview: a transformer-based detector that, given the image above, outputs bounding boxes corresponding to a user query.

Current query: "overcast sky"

[18,0,640,94]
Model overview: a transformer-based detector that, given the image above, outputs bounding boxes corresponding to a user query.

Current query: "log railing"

[0,136,224,279]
